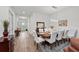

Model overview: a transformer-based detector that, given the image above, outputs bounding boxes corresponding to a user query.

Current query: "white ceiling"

[11,6,68,16]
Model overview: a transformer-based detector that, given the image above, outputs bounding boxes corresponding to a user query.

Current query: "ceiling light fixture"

[19,16,27,19]
[52,6,58,9]
[22,22,25,26]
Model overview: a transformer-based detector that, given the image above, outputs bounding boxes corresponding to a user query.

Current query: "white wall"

[0,6,9,20]
[0,6,10,37]
[50,7,79,37]
[28,13,50,32]
[0,6,16,37]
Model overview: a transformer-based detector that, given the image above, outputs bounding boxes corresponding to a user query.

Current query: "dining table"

[38,32,51,39]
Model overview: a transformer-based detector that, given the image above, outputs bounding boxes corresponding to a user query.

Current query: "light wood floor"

[13,31,69,52]
[14,31,37,52]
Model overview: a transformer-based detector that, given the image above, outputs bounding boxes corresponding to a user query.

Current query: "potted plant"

[3,20,9,41]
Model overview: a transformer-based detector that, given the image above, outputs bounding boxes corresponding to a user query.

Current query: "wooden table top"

[38,32,51,38]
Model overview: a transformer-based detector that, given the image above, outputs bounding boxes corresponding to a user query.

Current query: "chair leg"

[37,43,39,50]
[67,38,70,42]
[65,39,67,42]
[57,41,59,46]
[69,38,70,42]
[41,41,46,48]
[56,40,58,46]
[63,39,65,43]
[50,44,53,50]
[60,40,62,44]
[53,42,56,47]
[62,39,63,43]
[56,41,59,46]
[64,39,66,43]
[54,42,56,47]
[63,38,67,43]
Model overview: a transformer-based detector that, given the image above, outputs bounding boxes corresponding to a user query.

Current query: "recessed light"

[22,11,25,14]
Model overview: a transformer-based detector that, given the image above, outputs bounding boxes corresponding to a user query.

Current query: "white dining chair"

[32,30,45,43]
[63,30,69,38]
[67,29,77,38]
[56,30,64,45]
[62,29,69,43]
[32,30,45,49]
[65,29,78,42]
[46,32,57,49]
[46,32,57,44]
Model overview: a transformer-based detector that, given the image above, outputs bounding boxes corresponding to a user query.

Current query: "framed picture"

[36,22,45,28]
[58,20,68,26]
